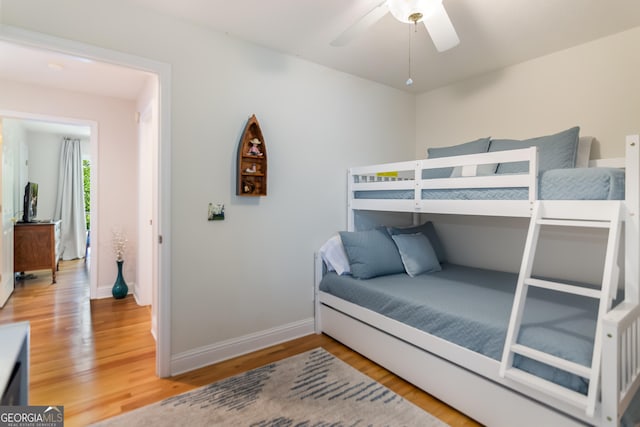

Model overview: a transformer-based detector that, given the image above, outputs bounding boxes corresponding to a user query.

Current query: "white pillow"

[319,234,351,275]
[576,136,593,168]
[450,163,497,177]
[450,164,478,177]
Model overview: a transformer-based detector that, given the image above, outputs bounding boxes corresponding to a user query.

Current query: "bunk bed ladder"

[499,200,623,417]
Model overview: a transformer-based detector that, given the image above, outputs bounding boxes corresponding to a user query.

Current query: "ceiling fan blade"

[331,0,389,47]
[422,3,460,52]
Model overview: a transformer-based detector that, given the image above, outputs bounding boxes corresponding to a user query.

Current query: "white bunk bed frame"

[314,135,640,427]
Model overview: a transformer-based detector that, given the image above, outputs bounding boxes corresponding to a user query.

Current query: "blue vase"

[112,260,128,299]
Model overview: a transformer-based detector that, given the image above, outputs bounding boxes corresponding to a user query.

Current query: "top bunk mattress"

[354,167,624,201]
[319,263,603,394]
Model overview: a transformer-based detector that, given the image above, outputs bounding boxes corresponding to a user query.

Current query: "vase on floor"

[112,259,128,299]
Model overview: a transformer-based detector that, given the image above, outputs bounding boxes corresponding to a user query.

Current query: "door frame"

[0,25,173,377]
[0,118,13,308]
[136,104,154,306]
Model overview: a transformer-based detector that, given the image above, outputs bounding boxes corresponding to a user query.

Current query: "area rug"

[92,348,449,426]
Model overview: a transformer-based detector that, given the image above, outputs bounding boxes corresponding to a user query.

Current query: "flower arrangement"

[112,230,127,262]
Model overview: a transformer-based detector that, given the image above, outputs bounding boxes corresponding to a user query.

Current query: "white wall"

[416,26,640,159]
[0,0,416,364]
[24,130,89,222]
[415,27,640,280]
[0,79,139,293]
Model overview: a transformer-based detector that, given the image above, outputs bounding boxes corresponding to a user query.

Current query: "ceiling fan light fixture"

[387,0,442,24]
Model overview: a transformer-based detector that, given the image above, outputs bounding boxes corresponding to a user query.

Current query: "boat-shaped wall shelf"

[236,114,267,197]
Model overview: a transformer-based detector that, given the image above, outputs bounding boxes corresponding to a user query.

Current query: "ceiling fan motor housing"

[387,0,443,23]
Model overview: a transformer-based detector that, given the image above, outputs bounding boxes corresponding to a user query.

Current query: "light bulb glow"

[387,0,442,23]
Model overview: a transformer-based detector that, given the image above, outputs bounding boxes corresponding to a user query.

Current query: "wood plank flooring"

[0,260,481,427]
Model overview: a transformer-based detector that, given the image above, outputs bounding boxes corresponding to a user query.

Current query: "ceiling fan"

[331,0,460,52]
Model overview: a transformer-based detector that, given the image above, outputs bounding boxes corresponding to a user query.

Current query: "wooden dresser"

[14,221,61,283]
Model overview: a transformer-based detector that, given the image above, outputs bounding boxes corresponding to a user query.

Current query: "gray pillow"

[339,227,404,279]
[489,126,579,174]
[391,233,442,277]
[424,137,491,179]
[387,221,447,263]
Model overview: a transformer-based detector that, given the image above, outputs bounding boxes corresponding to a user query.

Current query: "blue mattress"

[320,264,600,394]
[355,167,625,201]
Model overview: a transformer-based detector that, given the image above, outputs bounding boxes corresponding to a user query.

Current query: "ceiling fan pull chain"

[406,21,414,86]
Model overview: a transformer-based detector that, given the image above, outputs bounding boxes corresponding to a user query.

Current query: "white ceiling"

[16,118,91,138]
[0,41,150,136]
[130,0,640,93]
[0,40,152,100]
[1,0,639,100]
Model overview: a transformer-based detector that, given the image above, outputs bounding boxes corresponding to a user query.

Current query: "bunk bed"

[314,131,640,427]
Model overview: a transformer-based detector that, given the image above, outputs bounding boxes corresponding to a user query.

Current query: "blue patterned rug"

[92,348,449,426]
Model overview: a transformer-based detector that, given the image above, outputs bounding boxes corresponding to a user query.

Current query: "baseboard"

[133,288,152,307]
[95,283,135,299]
[170,318,315,375]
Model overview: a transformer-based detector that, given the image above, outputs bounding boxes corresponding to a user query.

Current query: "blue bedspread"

[355,167,624,201]
[320,264,640,424]
[320,264,598,393]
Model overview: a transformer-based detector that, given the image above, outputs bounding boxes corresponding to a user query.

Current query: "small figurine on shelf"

[242,180,255,194]
[246,138,263,157]
[245,164,257,173]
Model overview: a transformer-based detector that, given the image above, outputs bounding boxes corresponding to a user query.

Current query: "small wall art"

[208,203,225,221]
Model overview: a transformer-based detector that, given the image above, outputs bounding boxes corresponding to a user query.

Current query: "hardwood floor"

[0,260,481,427]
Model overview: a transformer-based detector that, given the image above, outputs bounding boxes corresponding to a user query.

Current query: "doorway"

[0,29,171,377]
[0,115,97,303]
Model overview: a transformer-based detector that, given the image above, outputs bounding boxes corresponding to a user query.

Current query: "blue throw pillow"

[387,221,447,263]
[391,233,442,277]
[489,126,579,174]
[339,227,404,279]
[424,137,491,179]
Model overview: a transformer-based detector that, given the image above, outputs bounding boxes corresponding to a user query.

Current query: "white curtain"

[54,137,87,260]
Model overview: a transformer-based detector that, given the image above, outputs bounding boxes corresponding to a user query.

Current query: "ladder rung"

[503,367,588,409]
[510,344,592,378]
[525,278,602,299]
[537,219,610,228]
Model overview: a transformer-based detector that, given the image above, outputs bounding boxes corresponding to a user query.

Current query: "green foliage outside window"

[83,159,90,230]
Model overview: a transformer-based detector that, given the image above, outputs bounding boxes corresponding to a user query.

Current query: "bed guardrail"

[601,301,640,425]
[347,147,539,223]
[350,146,538,186]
